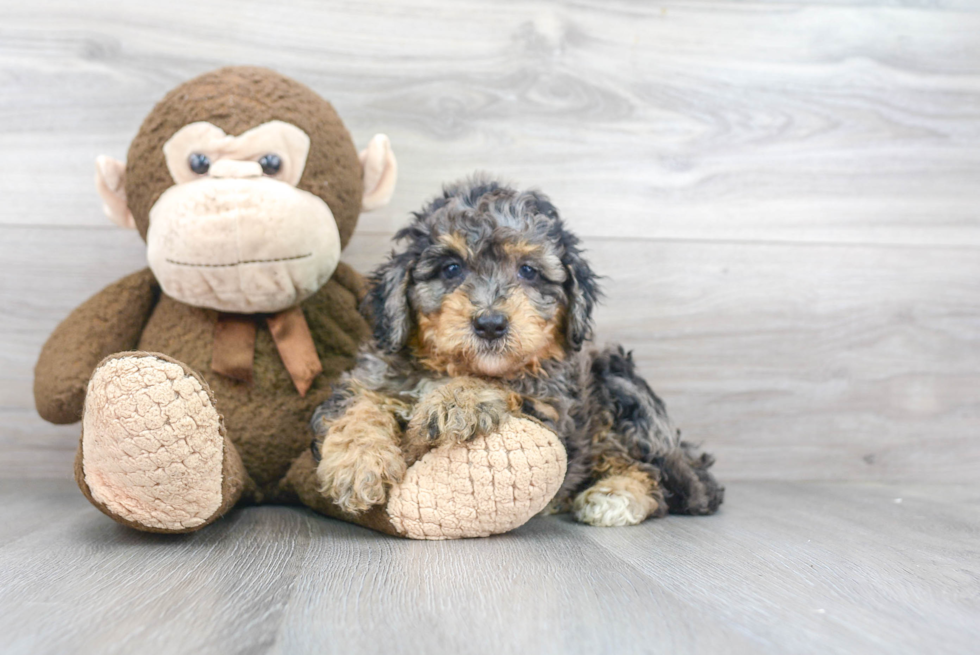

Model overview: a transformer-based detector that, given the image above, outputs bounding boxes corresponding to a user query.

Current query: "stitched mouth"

[165,253,313,268]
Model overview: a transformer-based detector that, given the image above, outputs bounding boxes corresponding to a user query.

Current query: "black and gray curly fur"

[312,175,723,519]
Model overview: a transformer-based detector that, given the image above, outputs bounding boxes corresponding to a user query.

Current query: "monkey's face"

[96,67,396,315]
[146,120,341,313]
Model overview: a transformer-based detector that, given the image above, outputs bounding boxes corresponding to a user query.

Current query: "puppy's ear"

[364,222,433,353]
[562,239,600,350]
[364,249,415,353]
[543,207,599,351]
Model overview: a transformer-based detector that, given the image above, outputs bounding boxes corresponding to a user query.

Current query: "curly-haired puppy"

[311,176,723,526]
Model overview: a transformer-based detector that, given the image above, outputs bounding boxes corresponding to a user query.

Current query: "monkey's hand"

[403,378,522,463]
[35,268,159,425]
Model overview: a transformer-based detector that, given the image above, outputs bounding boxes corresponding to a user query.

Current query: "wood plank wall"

[1,0,978,482]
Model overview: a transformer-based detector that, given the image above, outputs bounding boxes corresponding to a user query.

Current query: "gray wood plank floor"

[1,480,977,655]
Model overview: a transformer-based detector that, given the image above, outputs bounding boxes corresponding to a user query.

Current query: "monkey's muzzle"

[146,177,341,313]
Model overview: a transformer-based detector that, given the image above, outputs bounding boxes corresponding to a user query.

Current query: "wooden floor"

[2,0,979,653]
[1,480,977,655]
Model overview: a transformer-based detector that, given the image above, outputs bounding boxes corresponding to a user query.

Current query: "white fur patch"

[573,475,658,527]
[82,356,223,531]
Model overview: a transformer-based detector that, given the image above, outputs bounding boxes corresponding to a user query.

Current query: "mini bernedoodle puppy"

[311,176,723,527]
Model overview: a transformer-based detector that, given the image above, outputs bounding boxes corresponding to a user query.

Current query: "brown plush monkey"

[34,67,564,539]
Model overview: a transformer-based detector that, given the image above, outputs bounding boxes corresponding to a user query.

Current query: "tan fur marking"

[413,287,565,379]
[316,394,407,514]
[593,452,657,483]
[501,240,542,258]
[413,288,478,376]
[498,288,565,374]
[439,232,471,259]
[523,397,560,424]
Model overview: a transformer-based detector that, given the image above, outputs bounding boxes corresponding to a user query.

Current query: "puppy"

[311,176,723,526]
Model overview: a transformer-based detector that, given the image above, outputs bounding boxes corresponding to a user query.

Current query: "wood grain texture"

[1,0,979,483]
[3,0,980,243]
[0,480,977,655]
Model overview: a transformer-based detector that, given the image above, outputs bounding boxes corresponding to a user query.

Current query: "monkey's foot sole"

[78,353,226,532]
[385,416,567,540]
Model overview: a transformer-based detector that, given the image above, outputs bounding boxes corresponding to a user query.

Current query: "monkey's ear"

[94,156,137,230]
[359,134,398,212]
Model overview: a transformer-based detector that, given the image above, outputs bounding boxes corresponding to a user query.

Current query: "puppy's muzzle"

[472,312,509,341]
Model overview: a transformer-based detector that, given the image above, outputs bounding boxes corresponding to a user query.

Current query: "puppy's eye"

[441,262,463,280]
[188,153,210,175]
[258,154,282,175]
[518,264,539,281]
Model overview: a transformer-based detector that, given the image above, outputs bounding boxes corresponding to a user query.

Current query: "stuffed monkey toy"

[33,67,565,539]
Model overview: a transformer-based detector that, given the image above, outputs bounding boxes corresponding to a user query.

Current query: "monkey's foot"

[386,416,567,540]
[77,352,241,533]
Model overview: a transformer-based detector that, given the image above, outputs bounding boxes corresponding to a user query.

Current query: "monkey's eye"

[518,264,539,281]
[441,262,463,280]
[258,154,282,176]
[188,153,210,175]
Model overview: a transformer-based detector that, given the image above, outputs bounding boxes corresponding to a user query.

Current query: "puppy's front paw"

[316,421,406,514]
[406,378,522,450]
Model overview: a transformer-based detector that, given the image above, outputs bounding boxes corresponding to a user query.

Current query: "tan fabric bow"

[211,306,323,397]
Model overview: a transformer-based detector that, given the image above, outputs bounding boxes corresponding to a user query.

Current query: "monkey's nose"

[209,159,263,179]
[472,312,509,341]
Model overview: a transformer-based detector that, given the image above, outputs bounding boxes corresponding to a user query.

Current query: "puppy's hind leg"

[588,345,724,517]
[660,441,725,516]
[574,442,724,522]
[573,454,667,527]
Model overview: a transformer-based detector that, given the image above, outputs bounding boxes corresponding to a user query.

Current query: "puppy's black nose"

[473,312,509,340]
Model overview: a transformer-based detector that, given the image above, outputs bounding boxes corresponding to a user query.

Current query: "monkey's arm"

[34,268,160,424]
